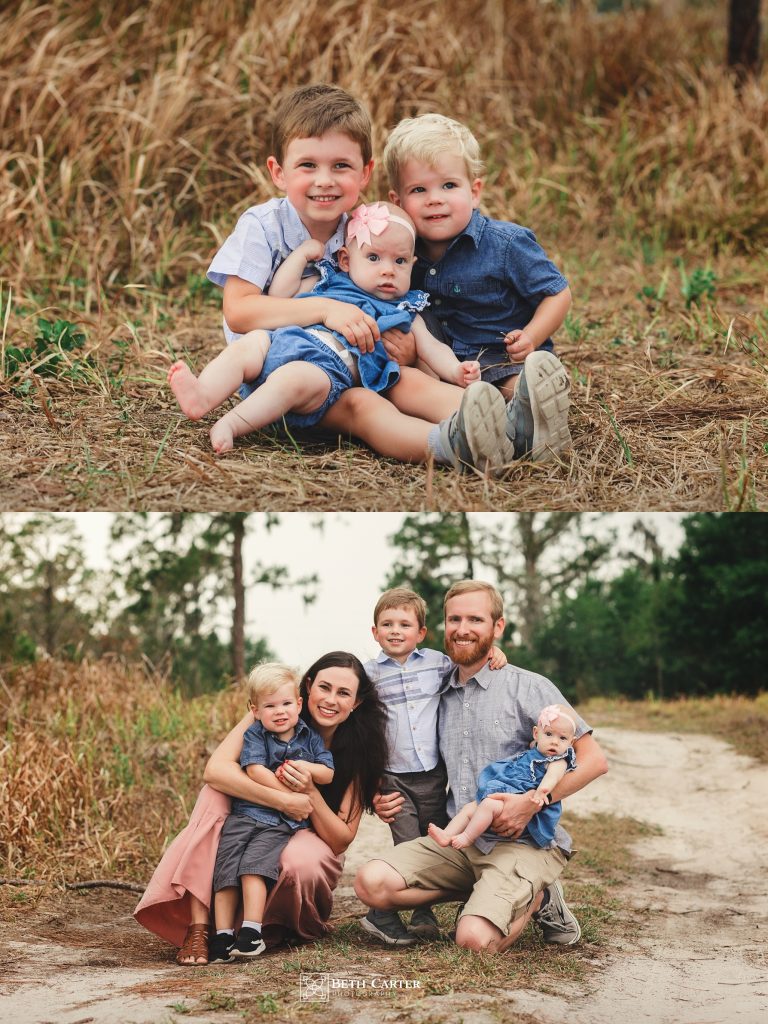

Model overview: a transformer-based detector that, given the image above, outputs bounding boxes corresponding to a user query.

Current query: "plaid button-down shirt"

[439,661,590,853]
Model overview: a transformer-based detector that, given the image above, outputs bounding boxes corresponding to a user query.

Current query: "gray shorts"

[381,761,448,846]
[212,813,295,891]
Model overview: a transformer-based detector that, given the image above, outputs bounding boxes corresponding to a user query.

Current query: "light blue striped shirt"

[365,648,453,774]
[206,196,348,344]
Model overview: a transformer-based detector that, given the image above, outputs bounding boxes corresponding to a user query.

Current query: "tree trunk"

[728,0,762,86]
[231,515,245,681]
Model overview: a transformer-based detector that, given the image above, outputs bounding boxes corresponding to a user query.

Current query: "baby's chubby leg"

[427,802,476,848]
[386,366,463,423]
[210,361,331,453]
[436,797,502,851]
[169,330,271,420]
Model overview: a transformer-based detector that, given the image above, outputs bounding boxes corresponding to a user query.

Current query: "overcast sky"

[25,512,687,669]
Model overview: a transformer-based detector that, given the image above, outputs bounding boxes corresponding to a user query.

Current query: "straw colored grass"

[1,0,767,510]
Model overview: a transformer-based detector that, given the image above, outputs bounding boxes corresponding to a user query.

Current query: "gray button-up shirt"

[439,662,590,854]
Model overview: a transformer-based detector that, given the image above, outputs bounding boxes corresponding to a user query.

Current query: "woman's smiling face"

[305,666,360,730]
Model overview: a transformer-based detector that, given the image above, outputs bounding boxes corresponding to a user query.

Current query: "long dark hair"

[300,651,387,819]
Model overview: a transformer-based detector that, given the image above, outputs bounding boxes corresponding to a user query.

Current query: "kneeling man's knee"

[354,860,397,908]
[455,915,498,952]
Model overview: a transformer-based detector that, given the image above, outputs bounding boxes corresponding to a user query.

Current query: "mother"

[135,651,388,965]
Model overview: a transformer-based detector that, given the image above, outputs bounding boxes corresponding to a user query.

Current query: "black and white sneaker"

[208,931,235,963]
[360,908,417,946]
[230,926,266,959]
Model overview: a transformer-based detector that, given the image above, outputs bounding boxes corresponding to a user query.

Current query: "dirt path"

[2,727,767,1023]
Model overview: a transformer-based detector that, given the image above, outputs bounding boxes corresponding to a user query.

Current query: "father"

[354,580,608,953]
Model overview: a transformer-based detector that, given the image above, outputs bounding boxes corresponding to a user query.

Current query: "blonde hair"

[270,83,373,164]
[247,662,300,707]
[443,580,504,623]
[383,113,484,190]
[374,587,427,630]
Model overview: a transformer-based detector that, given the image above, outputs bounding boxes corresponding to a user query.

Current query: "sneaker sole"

[524,352,572,463]
[459,382,515,474]
[360,915,418,946]
[230,942,266,959]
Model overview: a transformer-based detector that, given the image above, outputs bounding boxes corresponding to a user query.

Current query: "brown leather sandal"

[176,923,210,966]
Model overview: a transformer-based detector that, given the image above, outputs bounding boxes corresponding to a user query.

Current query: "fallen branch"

[0,877,145,893]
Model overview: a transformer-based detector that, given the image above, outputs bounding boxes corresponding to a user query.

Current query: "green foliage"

[3,318,93,393]
[678,263,717,307]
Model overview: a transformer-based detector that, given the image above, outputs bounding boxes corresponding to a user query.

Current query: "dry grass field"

[1,0,767,511]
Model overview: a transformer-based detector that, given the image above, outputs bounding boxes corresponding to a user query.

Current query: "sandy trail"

[1,727,767,1023]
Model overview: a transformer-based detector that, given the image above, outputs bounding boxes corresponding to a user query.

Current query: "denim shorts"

[238,325,355,428]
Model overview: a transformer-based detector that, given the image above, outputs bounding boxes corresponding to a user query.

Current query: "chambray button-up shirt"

[411,209,568,359]
[207,197,347,344]
[365,648,453,773]
[439,661,590,854]
[232,716,334,830]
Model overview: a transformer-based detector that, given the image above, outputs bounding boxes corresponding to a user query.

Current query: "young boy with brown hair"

[169,84,516,473]
[362,587,506,946]
[384,113,573,463]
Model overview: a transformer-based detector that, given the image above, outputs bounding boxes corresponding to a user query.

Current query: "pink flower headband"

[538,705,576,733]
[347,202,415,249]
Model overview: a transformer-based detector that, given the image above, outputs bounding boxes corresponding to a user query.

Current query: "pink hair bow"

[347,202,415,248]
[538,704,576,731]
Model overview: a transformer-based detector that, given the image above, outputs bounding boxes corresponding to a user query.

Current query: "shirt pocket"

[445,272,504,307]
[475,716,509,765]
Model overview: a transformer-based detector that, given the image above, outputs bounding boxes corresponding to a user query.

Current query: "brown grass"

[1,0,767,510]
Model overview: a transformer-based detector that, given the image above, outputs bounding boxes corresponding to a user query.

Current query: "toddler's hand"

[298,239,326,263]
[323,299,380,352]
[456,360,481,387]
[382,328,417,366]
[487,645,507,670]
[504,329,536,362]
[528,790,546,808]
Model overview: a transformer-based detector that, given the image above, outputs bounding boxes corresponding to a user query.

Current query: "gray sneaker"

[506,351,571,462]
[438,381,514,474]
[532,880,581,945]
[360,908,418,946]
[407,905,441,940]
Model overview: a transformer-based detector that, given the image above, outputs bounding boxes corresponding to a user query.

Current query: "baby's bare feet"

[168,361,209,420]
[210,418,235,454]
[427,823,452,848]
[449,833,472,850]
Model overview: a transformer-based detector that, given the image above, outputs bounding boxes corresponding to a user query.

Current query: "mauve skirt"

[133,785,343,949]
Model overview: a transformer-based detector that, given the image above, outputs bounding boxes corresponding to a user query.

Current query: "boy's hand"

[282,792,313,820]
[381,328,417,365]
[528,790,546,809]
[455,360,481,387]
[504,329,536,362]
[322,299,380,351]
[372,789,404,824]
[297,239,326,263]
[487,645,507,670]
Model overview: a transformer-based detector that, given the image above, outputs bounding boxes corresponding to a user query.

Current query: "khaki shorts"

[381,836,568,936]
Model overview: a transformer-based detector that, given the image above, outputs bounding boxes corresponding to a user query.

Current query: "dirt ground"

[1,727,767,1024]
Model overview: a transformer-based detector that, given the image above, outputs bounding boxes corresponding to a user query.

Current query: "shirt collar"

[415,208,484,263]
[375,647,426,665]
[267,715,310,741]
[283,198,347,255]
[446,659,495,690]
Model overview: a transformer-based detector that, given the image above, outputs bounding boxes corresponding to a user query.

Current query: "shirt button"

[434,298,441,305]
[442,320,448,327]
[494,720,499,725]
[464,702,470,708]
[463,730,469,736]
[461,786,467,791]
[429,268,437,276]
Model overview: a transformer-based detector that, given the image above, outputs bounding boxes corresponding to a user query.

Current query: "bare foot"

[168,361,211,420]
[210,417,235,454]
[450,833,472,850]
[427,823,452,848]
